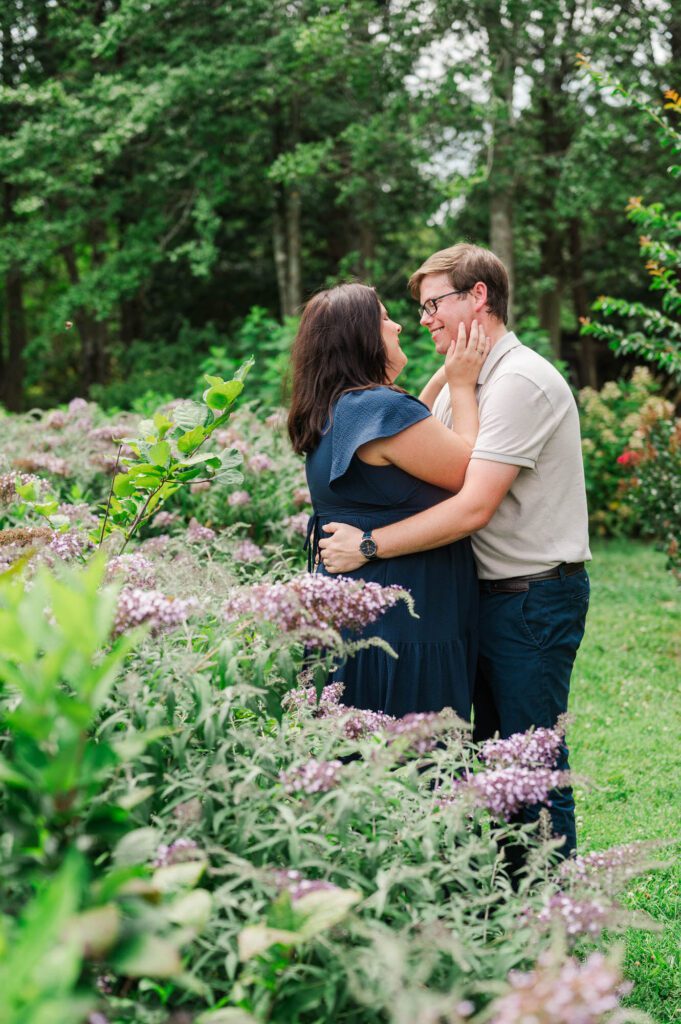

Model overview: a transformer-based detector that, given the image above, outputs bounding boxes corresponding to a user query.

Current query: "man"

[318,243,591,856]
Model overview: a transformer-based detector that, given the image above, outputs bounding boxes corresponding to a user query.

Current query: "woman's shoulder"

[329,387,431,484]
[335,386,427,415]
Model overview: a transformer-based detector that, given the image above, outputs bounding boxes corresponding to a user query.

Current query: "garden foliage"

[0,371,671,1023]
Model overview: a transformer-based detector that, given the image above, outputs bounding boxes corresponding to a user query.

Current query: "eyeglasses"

[418,289,469,318]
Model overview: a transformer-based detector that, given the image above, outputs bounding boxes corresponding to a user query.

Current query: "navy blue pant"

[473,568,590,856]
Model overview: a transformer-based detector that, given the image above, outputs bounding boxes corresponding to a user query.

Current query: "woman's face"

[380,303,406,382]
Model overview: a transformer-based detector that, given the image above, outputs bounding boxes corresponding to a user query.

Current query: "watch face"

[359,538,378,559]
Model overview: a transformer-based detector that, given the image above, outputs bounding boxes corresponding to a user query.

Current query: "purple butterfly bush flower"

[44,409,68,429]
[150,510,179,529]
[68,397,89,416]
[533,893,611,937]
[223,575,407,637]
[14,453,70,476]
[280,758,344,795]
[383,709,463,755]
[442,766,569,821]
[248,452,274,473]
[488,952,631,1024]
[113,587,197,637]
[283,512,310,537]
[141,533,171,555]
[105,553,157,589]
[186,517,216,543]
[47,530,92,561]
[190,480,211,494]
[233,539,264,563]
[480,719,566,769]
[292,487,311,507]
[0,472,40,506]
[153,837,202,868]
[283,681,347,718]
[273,868,340,902]
[228,489,251,507]
[560,841,662,891]
[57,502,98,527]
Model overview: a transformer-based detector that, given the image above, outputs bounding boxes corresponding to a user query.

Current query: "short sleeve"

[472,373,566,469]
[329,387,431,483]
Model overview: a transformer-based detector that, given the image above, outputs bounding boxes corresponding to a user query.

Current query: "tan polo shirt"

[432,332,591,580]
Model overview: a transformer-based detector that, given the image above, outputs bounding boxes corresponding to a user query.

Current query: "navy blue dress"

[306,386,478,720]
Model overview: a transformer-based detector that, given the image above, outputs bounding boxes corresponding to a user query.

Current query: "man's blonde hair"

[408,243,509,323]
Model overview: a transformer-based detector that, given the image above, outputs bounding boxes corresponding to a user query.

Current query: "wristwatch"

[359,530,379,561]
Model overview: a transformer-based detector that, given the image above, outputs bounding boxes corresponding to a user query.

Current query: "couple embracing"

[287,243,591,857]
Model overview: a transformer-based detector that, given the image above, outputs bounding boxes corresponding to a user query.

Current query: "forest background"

[1,0,680,414]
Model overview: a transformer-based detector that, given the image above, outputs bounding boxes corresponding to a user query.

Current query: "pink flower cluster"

[233,539,264,563]
[248,453,273,473]
[228,489,251,507]
[444,766,568,821]
[560,841,657,890]
[141,533,171,555]
[383,710,460,755]
[283,683,458,751]
[292,487,311,507]
[186,517,216,543]
[273,869,340,902]
[190,480,211,494]
[57,502,98,527]
[47,530,91,561]
[480,722,565,769]
[489,952,630,1024]
[280,758,343,795]
[283,512,310,537]
[0,472,39,506]
[105,553,157,589]
[14,453,70,476]
[151,510,179,529]
[223,574,406,636]
[113,587,197,637]
[153,837,202,868]
[535,893,610,937]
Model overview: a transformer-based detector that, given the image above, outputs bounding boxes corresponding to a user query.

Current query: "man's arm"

[318,459,519,573]
[418,366,446,410]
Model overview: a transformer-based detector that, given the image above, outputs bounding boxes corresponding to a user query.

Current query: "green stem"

[99,444,123,548]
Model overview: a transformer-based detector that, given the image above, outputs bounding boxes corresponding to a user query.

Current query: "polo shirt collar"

[478,331,521,386]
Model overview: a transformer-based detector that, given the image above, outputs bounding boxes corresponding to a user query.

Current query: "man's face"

[418,272,474,356]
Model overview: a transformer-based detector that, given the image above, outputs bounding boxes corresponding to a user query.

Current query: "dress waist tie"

[303,514,322,573]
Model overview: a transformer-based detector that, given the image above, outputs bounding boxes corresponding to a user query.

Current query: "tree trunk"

[2,266,27,412]
[62,243,108,393]
[286,186,302,314]
[273,194,291,318]
[489,191,515,326]
[569,219,598,388]
[1,184,26,411]
[483,13,517,326]
[538,216,564,358]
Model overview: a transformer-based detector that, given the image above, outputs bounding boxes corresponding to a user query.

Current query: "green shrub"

[617,413,681,581]
[577,367,663,537]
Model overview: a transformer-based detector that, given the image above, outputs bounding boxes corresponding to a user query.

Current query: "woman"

[287,283,487,720]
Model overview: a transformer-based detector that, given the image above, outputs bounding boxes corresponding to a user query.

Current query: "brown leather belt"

[481,562,585,593]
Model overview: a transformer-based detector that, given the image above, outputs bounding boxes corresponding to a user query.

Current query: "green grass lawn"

[571,539,681,1023]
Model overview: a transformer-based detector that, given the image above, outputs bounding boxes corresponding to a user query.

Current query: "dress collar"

[478,331,521,386]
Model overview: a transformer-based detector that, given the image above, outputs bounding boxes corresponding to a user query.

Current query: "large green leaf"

[148,441,171,468]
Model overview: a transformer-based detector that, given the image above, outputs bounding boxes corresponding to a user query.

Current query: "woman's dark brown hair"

[288,283,391,454]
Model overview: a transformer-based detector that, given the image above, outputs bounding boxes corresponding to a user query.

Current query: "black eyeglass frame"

[418,289,470,318]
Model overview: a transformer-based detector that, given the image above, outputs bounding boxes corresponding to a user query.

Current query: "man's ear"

[471,281,487,313]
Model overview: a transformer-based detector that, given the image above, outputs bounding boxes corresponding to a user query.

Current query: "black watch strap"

[359,530,379,561]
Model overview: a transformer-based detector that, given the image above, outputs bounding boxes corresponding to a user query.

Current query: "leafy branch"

[99,359,254,552]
